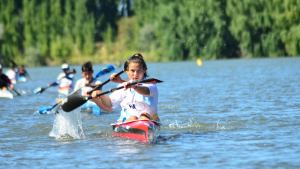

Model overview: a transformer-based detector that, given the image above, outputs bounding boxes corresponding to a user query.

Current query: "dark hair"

[124,53,148,77]
[82,61,93,72]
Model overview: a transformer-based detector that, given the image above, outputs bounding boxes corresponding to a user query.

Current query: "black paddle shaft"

[87,70,124,95]
[91,78,162,98]
[61,78,163,112]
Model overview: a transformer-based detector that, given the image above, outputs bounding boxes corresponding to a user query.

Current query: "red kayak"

[111,120,160,144]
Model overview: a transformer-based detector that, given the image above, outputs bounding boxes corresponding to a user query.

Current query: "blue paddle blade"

[37,102,59,114]
[37,106,53,114]
[94,64,115,79]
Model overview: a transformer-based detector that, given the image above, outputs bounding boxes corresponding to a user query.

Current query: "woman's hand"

[121,80,139,90]
[110,73,125,83]
[91,90,102,99]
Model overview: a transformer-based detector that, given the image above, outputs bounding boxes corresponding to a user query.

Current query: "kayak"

[17,76,27,82]
[80,100,101,116]
[0,89,13,99]
[111,120,160,144]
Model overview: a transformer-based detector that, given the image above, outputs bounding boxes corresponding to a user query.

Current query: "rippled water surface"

[1,58,299,169]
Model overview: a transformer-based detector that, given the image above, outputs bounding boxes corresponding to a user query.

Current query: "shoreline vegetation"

[1,1,299,67]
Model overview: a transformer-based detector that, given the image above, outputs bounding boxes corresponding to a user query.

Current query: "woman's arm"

[91,90,113,112]
[122,81,151,96]
[132,84,150,96]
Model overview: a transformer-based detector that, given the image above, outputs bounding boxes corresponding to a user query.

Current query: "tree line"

[0,0,299,66]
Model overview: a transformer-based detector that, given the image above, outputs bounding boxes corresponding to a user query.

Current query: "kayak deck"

[0,89,14,99]
[111,120,160,144]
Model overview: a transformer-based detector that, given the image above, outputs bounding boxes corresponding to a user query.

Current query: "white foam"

[49,108,85,140]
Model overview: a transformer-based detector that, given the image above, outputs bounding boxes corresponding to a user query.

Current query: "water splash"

[49,108,85,140]
[165,119,241,132]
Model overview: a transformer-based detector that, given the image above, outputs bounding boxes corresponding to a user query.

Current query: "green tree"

[0,0,22,64]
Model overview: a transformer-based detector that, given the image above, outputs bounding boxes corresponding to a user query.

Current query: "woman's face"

[126,62,145,81]
[82,71,93,82]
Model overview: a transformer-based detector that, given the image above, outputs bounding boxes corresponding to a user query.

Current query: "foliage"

[0,0,299,66]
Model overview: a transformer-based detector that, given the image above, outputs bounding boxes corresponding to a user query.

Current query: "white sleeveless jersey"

[74,78,101,95]
[57,72,74,95]
[109,83,158,122]
[5,69,16,84]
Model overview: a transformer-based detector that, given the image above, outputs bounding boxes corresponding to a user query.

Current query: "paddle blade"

[33,86,47,94]
[95,64,115,79]
[37,106,53,114]
[61,94,88,112]
[37,102,60,114]
[33,87,42,94]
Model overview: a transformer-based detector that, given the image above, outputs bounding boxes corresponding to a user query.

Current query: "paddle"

[34,64,115,94]
[61,70,124,111]
[33,85,52,94]
[36,65,119,114]
[87,70,124,95]
[94,64,115,79]
[61,78,163,112]
[12,88,21,96]
[68,64,118,96]
[33,68,77,94]
[36,102,60,114]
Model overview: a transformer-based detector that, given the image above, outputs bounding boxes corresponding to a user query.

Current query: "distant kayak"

[111,120,160,144]
[17,76,27,82]
[0,89,13,99]
[80,100,101,116]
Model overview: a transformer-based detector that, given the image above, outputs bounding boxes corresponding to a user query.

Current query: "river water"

[0,57,299,169]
